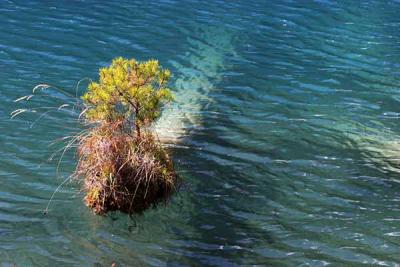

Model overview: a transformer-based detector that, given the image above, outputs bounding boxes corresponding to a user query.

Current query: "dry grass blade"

[10,109,28,118]
[75,122,178,215]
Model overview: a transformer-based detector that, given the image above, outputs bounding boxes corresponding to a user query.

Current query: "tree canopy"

[82,57,173,137]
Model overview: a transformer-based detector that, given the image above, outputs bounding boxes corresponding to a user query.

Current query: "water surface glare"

[1,1,400,266]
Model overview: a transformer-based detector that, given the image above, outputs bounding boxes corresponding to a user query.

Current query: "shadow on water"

[4,1,400,265]
[149,26,282,265]
[4,24,280,266]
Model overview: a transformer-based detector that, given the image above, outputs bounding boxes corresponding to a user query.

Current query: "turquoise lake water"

[1,1,400,266]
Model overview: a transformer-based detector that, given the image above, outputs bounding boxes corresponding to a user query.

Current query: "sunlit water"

[1,1,400,266]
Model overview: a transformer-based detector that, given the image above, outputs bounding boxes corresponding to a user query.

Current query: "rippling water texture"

[1,1,400,266]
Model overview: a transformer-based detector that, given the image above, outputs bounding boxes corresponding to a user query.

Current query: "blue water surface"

[1,1,400,266]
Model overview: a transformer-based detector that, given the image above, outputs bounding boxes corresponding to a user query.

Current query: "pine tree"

[82,57,173,138]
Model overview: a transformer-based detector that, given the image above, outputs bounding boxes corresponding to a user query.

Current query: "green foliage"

[82,57,173,136]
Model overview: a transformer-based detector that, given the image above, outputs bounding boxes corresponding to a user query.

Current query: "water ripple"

[1,0,400,266]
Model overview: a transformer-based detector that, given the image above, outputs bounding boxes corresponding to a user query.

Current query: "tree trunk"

[136,123,141,139]
[135,103,141,139]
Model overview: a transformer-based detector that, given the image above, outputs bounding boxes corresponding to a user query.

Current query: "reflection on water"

[155,26,236,143]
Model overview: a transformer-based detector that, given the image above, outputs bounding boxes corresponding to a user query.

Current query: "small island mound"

[76,57,178,215]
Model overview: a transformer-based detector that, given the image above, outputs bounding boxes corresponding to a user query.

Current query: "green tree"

[82,57,173,138]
